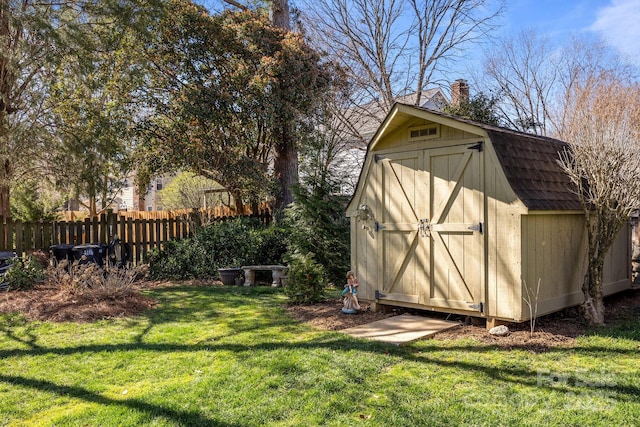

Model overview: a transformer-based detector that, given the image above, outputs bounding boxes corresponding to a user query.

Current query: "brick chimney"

[450,79,470,106]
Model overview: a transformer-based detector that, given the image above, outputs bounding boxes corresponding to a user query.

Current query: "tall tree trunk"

[274,127,298,209]
[271,0,298,210]
[0,159,11,219]
[1,0,11,220]
[582,221,607,326]
[0,183,9,219]
[270,0,290,30]
[582,258,605,326]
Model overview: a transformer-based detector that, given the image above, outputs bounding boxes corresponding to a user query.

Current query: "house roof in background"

[348,88,447,143]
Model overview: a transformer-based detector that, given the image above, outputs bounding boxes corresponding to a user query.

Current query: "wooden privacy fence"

[0,209,272,265]
[61,203,270,222]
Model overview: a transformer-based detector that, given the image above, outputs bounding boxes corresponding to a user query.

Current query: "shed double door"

[375,143,484,312]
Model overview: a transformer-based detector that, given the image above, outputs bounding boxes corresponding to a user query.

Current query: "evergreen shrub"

[3,255,47,290]
[283,251,326,303]
[146,217,288,280]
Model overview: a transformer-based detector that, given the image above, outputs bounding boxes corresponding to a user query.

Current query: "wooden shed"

[346,103,631,326]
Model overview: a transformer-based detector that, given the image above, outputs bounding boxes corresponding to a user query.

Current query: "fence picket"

[15,220,23,256]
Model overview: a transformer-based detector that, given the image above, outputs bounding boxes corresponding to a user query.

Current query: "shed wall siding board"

[519,216,628,320]
[361,155,382,301]
[521,214,587,303]
[603,223,631,287]
[484,140,524,320]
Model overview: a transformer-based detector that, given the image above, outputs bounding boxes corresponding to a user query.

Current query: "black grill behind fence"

[0,209,272,265]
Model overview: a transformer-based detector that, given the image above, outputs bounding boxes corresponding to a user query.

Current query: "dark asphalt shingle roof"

[484,129,582,210]
[408,105,583,211]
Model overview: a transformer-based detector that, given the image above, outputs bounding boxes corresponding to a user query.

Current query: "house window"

[408,124,439,141]
[123,179,129,189]
[147,206,153,211]
[156,178,163,191]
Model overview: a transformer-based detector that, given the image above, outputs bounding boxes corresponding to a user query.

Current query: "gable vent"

[409,124,439,140]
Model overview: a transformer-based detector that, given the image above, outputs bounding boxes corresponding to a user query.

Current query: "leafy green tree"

[45,11,148,216]
[159,172,228,210]
[441,92,501,126]
[0,0,65,219]
[1,0,164,218]
[136,1,336,213]
[9,179,63,222]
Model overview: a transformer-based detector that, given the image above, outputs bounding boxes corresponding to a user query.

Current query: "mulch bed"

[285,288,640,352]
[0,284,158,323]
[285,299,396,331]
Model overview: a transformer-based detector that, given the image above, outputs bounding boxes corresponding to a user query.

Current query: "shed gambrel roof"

[367,103,582,211]
[482,128,582,211]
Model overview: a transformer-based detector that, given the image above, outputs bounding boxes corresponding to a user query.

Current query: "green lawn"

[1,284,639,426]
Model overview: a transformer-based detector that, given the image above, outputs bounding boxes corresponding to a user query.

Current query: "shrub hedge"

[146,217,288,280]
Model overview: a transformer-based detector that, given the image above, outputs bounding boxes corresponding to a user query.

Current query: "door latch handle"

[418,218,432,237]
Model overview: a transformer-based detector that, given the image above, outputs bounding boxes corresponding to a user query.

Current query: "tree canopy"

[0,0,163,218]
[46,14,144,216]
[135,1,338,212]
[441,91,501,126]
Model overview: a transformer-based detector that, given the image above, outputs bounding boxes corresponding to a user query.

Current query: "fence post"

[153,218,161,251]
[134,218,142,265]
[15,220,24,256]
[61,219,68,244]
[180,215,189,239]
[97,213,106,243]
[168,217,175,241]
[33,221,41,251]
[105,212,117,242]
[118,214,126,244]
[148,217,156,252]
[0,217,5,251]
[140,217,148,263]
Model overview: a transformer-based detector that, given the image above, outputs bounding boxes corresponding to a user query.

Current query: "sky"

[499,0,640,67]
[198,0,640,71]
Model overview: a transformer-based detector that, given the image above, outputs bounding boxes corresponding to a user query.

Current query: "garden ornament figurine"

[341,271,361,314]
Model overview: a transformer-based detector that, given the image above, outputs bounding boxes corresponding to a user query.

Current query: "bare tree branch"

[220,0,248,11]
[303,0,503,137]
[557,70,640,325]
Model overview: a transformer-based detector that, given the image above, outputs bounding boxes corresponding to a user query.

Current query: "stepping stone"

[342,313,459,345]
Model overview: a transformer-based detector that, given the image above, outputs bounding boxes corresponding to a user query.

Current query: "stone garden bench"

[241,265,288,287]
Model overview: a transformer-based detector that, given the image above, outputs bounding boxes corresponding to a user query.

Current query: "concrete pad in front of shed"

[342,314,459,345]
